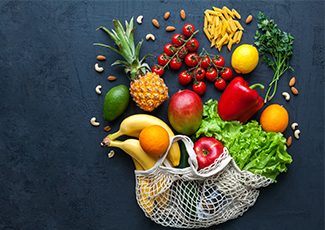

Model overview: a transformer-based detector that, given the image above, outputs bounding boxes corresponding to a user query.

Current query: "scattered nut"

[291,122,298,130]
[294,130,300,139]
[246,15,253,24]
[107,76,117,81]
[152,19,159,28]
[97,55,106,61]
[136,15,143,24]
[95,63,104,73]
[95,85,102,95]
[90,117,100,127]
[180,9,186,20]
[146,33,155,41]
[108,150,115,158]
[166,26,176,32]
[164,12,170,20]
[104,126,112,132]
[282,92,290,101]
[289,77,296,86]
[286,136,292,147]
[291,86,299,95]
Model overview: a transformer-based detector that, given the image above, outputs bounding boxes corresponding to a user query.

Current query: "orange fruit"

[139,125,170,157]
[260,104,289,133]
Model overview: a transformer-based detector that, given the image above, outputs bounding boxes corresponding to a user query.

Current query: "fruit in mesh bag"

[139,125,170,157]
[94,18,169,112]
[194,137,224,170]
[259,104,289,133]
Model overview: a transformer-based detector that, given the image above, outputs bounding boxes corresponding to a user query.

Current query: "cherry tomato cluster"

[151,23,233,96]
[179,49,233,95]
[152,23,198,76]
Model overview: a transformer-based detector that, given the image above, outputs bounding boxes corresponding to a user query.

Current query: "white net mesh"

[134,135,273,228]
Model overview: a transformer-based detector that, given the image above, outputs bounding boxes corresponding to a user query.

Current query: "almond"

[180,9,186,20]
[152,19,159,28]
[291,86,298,95]
[286,136,292,147]
[107,76,117,81]
[97,55,106,61]
[246,15,253,24]
[104,126,111,132]
[166,26,176,32]
[289,77,296,86]
[164,12,170,20]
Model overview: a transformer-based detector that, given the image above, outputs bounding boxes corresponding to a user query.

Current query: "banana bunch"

[101,114,181,168]
[101,114,179,216]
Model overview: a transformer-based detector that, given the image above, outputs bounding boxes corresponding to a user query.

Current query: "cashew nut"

[90,117,100,127]
[294,129,300,139]
[146,33,155,41]
[136,15,143,24]
[95,85,102,95]
[291,122,298,130]
[282,92,290,101]
[108,150,115,158]
[95,63,104,72]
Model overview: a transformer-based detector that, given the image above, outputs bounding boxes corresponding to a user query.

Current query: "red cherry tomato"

[185,38,199,52]
[214,78,226,91]
[212,55,225,69]
[205,68,218,81]
[200,56,211,69]
[179,70,192,85]
[220,67,233,81]
[182,23,195,37]
[193,81,206,96]
[172,33,185,47]
[193,67,205,81]
[177,46,188,59]
[185,53,199,67]
[152,64,165,77]
[164,43,177,56]
[169,56,182,70]
[157,53,169,66]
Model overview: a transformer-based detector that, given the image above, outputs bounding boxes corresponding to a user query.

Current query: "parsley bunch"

[254,12,294,103]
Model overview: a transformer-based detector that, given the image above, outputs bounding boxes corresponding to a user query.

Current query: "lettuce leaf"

[194,99,293,182]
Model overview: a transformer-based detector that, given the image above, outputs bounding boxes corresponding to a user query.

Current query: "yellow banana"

[102,114,181,167]
[132,157,170,213]
[131,158,154,216]
[108,138,158,171]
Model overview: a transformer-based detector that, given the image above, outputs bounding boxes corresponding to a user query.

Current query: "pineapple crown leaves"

[93,17,154,81]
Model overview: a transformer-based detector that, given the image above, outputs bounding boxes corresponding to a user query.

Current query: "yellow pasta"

[227,38,234,51]
[223,6,234,18]
[204,6,244,51]
[234,20,244,30]
[212,7,223,13]
[232,9,241,19]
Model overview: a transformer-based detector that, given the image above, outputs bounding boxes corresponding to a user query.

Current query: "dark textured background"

[0,0,324,229]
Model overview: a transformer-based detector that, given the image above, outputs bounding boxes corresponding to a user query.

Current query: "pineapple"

[94,18,169,112]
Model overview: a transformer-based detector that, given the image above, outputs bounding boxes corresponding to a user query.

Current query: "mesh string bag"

[135,135,274,228]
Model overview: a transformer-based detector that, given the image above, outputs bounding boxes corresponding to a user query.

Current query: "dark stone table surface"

[0,0,324,229]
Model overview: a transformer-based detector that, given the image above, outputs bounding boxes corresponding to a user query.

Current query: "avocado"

[103,85,130,121]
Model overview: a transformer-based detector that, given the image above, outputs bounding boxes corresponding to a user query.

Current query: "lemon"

[231,44,259,74]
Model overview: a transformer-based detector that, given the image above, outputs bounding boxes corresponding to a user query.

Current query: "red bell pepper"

[217,76,264,123]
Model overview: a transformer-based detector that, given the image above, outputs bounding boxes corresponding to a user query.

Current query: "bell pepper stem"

[249,83,264,90]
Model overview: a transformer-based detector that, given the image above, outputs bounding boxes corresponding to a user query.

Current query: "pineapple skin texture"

[130,72,169,112]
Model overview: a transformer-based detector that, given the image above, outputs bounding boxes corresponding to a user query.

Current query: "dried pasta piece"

[223,6,234,18]
[232,8,241,19]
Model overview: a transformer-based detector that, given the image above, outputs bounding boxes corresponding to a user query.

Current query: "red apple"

[193,137,224,170]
